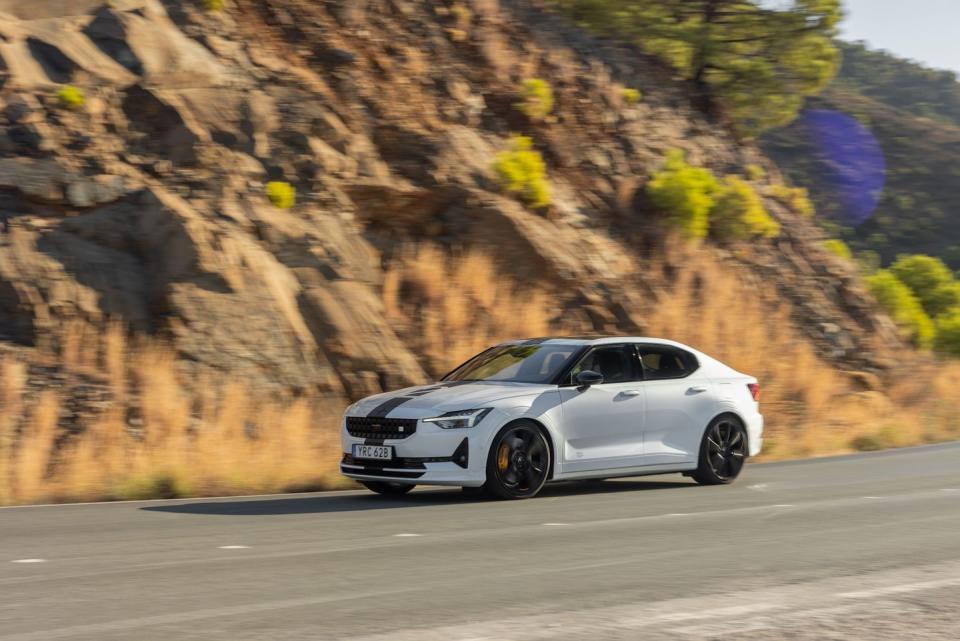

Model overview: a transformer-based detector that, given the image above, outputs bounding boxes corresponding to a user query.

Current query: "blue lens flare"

[800,109,886,226]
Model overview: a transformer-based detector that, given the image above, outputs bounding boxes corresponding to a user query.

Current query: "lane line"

[217,546,250,550]
[837,576,960,599]
[542,523,569,526]
[10,559,46,564]
[393,533,421,537]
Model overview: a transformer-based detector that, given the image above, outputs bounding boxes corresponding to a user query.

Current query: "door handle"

[687,386,708,394]
[621,390,641,397]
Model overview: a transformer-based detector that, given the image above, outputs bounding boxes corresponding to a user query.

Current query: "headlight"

[422,408,493,429]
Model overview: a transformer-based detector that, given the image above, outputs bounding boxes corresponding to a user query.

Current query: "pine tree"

[556,0,843,135]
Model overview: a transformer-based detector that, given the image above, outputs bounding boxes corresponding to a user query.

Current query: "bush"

[493,135,551,209]
[866,270,935,348]
[516,78,554,121]
[745,164,766,181]
[57,85,85,110]
[203,0,224,10]
[622,88,642,105]
[711,176,780,241]
[647,150,719,240]
[889,254,957,317]
[823,239,853,260]
[935,309,960,357]
[770,183,814,217]
[266,181,296,209]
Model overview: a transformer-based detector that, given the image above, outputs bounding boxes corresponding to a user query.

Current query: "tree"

[866,270,935,349]
[555,0,842,135]
[889,254,958,317]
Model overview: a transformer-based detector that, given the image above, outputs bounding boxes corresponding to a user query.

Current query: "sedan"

[340,337,763,499]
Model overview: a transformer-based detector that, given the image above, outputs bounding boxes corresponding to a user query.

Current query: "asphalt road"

[2,443,960,641]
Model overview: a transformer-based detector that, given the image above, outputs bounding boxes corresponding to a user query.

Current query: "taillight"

[747,383,760,402]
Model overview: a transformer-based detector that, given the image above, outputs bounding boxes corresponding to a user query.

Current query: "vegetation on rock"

[711,176,780,241]
[493,135,551,209]
[57,85,85,110]
[823,239,853,260]
[516,78,555,121]
[266,181,296,209]
[866,270,935,349]
[622,87,642,105]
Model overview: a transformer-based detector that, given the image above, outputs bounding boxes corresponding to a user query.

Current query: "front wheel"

[361,481,415,496]
[483,421,551,500]
[692,415,747,485]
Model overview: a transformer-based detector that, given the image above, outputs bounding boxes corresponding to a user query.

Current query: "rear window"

[637,345,699,380]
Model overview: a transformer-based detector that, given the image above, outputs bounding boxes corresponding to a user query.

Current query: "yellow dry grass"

[0,325,348,506]
[1,244,958,505]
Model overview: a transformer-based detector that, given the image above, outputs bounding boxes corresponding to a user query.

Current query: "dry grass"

[0,325,348,506]
[2,245,958,505]
[384,245,554,374]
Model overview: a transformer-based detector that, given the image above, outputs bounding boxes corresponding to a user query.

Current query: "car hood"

[348,381,555,417]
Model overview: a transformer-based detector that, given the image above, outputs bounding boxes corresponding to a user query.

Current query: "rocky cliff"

[0,0,901,411]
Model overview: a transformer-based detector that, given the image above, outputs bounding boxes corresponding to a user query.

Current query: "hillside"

[762,42,960,269]
[0,0,955,503]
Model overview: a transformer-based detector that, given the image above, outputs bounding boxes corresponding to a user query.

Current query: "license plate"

[352,444,393,461]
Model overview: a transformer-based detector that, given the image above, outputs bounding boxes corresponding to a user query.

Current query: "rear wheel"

[361,481,415,496]
[483,421,551,500]
[692,415,747,485]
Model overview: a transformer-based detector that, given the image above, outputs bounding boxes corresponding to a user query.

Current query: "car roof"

[499,336,693,349]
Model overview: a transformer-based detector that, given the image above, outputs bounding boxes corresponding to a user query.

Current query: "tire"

[483,420,551,500]
[692,415,748,485]
[361,481,415,496]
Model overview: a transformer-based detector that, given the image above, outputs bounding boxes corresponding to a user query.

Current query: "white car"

[340,337,763,499]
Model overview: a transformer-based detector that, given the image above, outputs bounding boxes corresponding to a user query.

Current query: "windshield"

[443,344,581,384]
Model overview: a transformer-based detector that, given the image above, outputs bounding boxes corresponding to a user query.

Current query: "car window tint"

[569,345,640,384]
[638,346,697,380]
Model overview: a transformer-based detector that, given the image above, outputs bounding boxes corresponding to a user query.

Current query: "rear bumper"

[745,410,764,457]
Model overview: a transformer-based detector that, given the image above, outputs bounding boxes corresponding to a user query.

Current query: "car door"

[557,344,646,474]
[637,344,714,466]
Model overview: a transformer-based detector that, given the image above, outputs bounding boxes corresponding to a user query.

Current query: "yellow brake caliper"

[498,443,510,472]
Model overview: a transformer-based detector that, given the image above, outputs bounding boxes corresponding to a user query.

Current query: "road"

[2,443,960,640]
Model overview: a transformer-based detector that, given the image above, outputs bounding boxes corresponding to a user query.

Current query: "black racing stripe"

[366,396,415,418]
[365,381,480,418]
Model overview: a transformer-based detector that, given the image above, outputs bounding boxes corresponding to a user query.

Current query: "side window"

[568,345,641,384]
[638,346,698,380]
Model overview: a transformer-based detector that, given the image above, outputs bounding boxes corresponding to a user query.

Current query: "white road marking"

[666,513,689,516]
[542,523,569,526]
[217,546,250,550]
[941,488,959,493]
[772,504,794,508]
[862,496,884,499]
[747,483,768,491]
[393,533,421,537]
[10,559,46,564]
[837,576,960,599]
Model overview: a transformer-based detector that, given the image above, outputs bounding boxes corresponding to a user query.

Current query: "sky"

[841,0,960,74]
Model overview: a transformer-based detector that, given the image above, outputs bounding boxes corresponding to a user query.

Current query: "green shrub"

[493,135,551,209]
[516,78,554,121]
[745,164,766,181]
[934,308,960,357]
[711,176,780,241]
[647,150,719,240]
[823,239,853,260]
[889,254,957,317]
[622,88,642,105]
[770,183,814,217]
[266,181,296,209]
[57,85,85,110]
[203,0,224,11]
[866,270,935,348]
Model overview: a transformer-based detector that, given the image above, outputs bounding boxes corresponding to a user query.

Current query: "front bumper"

[340,417,492,487]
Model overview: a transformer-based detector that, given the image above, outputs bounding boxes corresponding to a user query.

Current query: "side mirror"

[576,370,604,388]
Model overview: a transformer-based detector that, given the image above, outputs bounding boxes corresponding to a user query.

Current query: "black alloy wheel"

[484,421,551,499]
[361,481,415,496]
[693,416,747,485]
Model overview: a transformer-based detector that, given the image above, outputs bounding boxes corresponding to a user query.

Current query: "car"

[340,337,763,499]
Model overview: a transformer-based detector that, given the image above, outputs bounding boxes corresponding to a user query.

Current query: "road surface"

[2,442,960,640]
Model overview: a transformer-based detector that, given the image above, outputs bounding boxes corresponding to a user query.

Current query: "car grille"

[346,416,418,440]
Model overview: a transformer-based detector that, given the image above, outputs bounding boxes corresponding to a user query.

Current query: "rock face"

[0,0,900,403]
